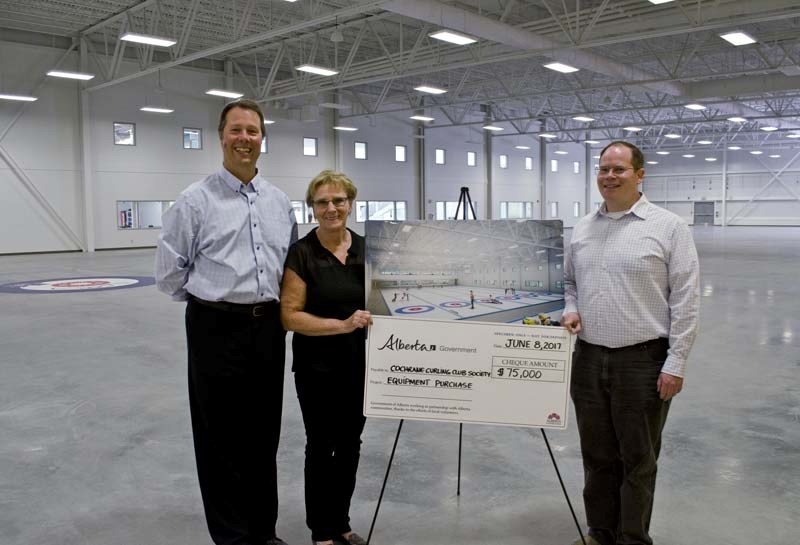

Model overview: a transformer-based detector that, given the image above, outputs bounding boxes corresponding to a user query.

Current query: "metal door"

[694,201,714,225]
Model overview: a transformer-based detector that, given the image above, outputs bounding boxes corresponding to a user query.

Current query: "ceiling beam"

[84,0,386,93]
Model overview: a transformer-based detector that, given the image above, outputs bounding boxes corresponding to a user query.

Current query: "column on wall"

[722,141,728,226]
[484,127,492,219]
[80,38,95,252]
[539,136,547,218]
[416,125,425,220]
[584,138,592,217]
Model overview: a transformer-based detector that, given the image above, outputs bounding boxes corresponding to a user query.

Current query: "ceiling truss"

[2,0,800,150]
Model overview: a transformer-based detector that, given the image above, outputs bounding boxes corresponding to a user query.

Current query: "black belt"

[190,296,278,317]
[577,337,668,352]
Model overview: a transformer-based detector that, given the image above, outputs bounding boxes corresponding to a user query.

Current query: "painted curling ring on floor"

[0,276,156,294]
[394,305,435,314]
[440,301,470,308]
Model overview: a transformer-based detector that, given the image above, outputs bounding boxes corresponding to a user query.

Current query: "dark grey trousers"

[570,338,671,545]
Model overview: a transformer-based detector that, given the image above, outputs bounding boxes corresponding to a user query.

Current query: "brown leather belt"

[190,296,278,317]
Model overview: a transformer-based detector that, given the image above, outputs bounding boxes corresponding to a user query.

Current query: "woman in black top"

[280,170,372,545]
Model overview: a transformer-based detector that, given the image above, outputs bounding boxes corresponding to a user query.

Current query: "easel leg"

[367,419,404,545]
[457,423,463,496]
[540,428,587,545]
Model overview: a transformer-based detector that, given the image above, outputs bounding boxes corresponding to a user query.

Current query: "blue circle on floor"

[440,301,469,308]
[0,276,156,294]
[395,305,435,314]
[498,295,521,300]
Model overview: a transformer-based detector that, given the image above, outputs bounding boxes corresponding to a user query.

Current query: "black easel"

[367,193,587,544]
[453,186,477,221]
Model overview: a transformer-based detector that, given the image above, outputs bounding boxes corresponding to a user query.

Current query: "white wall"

[643,150,800,225]
[543,141,591,228]
[424,126,485,219]
[335,114,418,235]
[0,41,84,254]
[491,135,541,219]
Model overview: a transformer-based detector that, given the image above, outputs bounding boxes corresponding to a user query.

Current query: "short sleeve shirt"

[284,228,366,374]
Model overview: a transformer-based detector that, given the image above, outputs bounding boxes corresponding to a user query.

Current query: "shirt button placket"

[250,194,265,300]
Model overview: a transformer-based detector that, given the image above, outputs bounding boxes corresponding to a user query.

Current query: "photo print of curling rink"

[365,220,565,325]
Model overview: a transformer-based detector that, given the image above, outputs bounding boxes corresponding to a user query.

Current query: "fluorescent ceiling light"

[750,150,763,155]
[656,151,670,155]
[0,93,38,102]
[514,145,531,150]
[319,102,349,109]
[697,140,713,145]
[728,146,741,150]
[409,115,435,121]
[544,62,579,73]
[584,140,600,144]
[769,154,781,158]
[297,64,338,76]
[647,161,659,165]
[429,30,477,46]
[46,70,95,80]
[539,133,557,138]
[786,133,800,138]
[140,106,174,113]
[684,103,706,110]
[623,126,642,131]
[592,155,600,159]
[682,154,695,158]
[705,157,717,162]
[482,125,504,131]
[664,133,681,139]
[264,119,276,125]
[333,125,358,131]
[120,33,176,47]
[760,126,778,132]
[554,150,568,155]
[648,0,675,4]
[572,116,595,122]
[720,31,756,46]
[414,85,447,94]
[727,117,747,123]
[206,89,243,98]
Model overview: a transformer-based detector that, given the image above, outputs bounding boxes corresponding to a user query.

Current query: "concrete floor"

[0,226,797,545]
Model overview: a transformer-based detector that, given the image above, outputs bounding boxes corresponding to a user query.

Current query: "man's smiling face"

[220,107,262,178]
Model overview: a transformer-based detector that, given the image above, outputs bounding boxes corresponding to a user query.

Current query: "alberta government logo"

[546,412,562,425]
[377,334,436,352]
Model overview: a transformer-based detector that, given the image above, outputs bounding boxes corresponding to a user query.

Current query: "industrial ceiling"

[3,0,800,152]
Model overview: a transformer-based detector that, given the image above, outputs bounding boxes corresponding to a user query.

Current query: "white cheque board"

[365,316,575,429]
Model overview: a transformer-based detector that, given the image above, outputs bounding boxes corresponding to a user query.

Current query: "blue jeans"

[570,338,671,545]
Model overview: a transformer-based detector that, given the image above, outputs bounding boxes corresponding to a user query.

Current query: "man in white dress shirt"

[563,141,699,545]
[156,99,297,545]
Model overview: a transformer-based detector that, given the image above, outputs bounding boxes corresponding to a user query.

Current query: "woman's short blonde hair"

[305,170,358,206]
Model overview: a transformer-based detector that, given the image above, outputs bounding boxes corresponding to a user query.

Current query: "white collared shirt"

[564,194,700,377]
[155,168,298,303]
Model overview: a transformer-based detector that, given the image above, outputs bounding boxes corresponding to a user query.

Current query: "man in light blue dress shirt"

[156,99,297,545]
[563,141,699,545]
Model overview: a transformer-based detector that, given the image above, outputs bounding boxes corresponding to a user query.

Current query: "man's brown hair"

[217,99,265,139]
[599,140,645,170]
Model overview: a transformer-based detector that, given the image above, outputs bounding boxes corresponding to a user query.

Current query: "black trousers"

[186,299,286,545]
[294,368,366,542]
[570,338,671,545]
